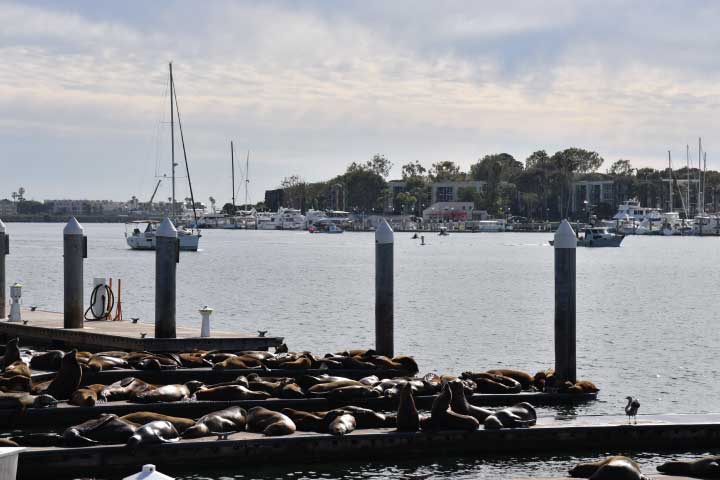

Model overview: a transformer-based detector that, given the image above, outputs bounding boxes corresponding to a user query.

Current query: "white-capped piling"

[0,219,7,319]
[554,219,577,384]
[375,219,394,357]
[155,218,178,338]
[199,305,213,337]
[63,217,85,328]
[123,464,174,480]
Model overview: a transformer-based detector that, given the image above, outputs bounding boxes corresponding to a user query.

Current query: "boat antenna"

[170,62,176,221]
[231,141,236,214]
[171,68,199,229]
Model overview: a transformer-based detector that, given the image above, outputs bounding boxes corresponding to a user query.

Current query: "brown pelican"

[625,396,640,424]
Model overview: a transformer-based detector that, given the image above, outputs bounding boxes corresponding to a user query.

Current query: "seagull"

[131,317,140,324]
[258,330,267,337]
[29,305,38,312]
[625,396,640,424]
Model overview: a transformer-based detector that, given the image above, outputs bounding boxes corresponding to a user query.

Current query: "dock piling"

[554,219,577,384]
[0,219,6,319]
[375,219,394,357]
[155,218,178,339]
[63,217,85,329]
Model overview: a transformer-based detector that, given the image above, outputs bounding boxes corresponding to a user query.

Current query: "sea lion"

[562,380,600,394]
[448,380,494,423]
[10,433,63,447]
[421,383,479,432]
[195,384,271,401]
[248,378,288,396]
[126,420,180,448]
[1,338,20,368]
[4,360,31,378]
[297,374,354,389]
[63,414,137,446]
[280,383,305,398]
[44,349,82,400]
[235,351,276,361]
[100,377,154,402]
[280,408,327,431]
[120,412,195,434]
[396,382,420,432]
[391,355,420,375]
[308,379,363,395]
[0,392,57,410]
[570,456,647,479]
[247,407,296,436]
[339,406,388,428]
[94,351,130,359]
[30,350,65,371]
[132,382,199,403]
[69,384,106,407]
[182,407,248,438]
[657,455,720,478]
[0,373,31,392]
[461,371,522,394]
[87,355,128,372]
[483,402,537,430]
[486,369,534,390]
[0,438,19,447]
[324,410,356,436]
[178,353,212,369]
[359,375,380,386]
[212,356,265,370]
[326,385,378,401]
[276,355,312,369]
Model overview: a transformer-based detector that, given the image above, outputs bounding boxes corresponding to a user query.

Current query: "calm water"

[5,223,719,478]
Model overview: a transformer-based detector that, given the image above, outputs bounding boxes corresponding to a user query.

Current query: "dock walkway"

[17,413,720,479]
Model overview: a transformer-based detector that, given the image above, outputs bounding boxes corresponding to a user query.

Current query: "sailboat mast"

[170,62,176,221]
[668,150,672,212]
[686,144,690,216]
[245,150,250,207]
[699,137,703,214]
[231,141,236,212]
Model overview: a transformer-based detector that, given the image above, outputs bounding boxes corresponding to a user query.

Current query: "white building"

[422,201,474,222]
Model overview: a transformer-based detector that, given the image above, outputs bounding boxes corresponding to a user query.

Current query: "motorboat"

[258,208,306,230]
[309,222,343,233]
[693,214,720,236]
[577,227,623,247]
[438,226,449,236]
[125,220,201,251]
[605,199,662,234]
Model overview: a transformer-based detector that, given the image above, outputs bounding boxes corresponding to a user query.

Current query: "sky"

[2,0,720,205]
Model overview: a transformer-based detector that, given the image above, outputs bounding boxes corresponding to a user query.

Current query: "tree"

[209,196,216,212]
[396,191,417,214]
[551,148,604,174]
[401,161,427,179]
[525,150,550,169]
[341,167,386,212]
[470,153,523,182]
[369,154,392,178]
[17,187,25,202]
[429,161,463,181]
[609,159,634,176]
[281,175,307,209]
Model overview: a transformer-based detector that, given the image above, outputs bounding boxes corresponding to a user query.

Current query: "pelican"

[625,396,640,424]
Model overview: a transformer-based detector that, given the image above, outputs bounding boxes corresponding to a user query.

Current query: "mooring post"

[0,219,7,319]
[63,217,85,328]
[554,219,577,384]
[155,217,178,339]
[375,219,394,357]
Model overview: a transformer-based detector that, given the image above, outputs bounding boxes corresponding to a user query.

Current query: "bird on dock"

[131,317,140,324]
[625,396,640,424]
[258,330,267,337]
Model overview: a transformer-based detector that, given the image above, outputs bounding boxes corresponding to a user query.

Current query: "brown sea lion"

[486,369,534,390]
[126,420,180,448]
[120,412,195,434]
[69,384,106,407]
[0,373,31,392]
[0,392,57,410]
[396,382,420,432]
[212,356,264,370]
[562,380,600,394]
[534,368,555,391]
[94,351,130,359]
[297,374,353,389]
[324,410,356,436]
[4,360,31,377]
[483,402,537,430]
[570,456,647,479]
[421,383,479,432]
[308,379,363,395]
[391,356,420,375]
[339,406,387,428]
[277,355,312,369]
[75,351,93,365]
[657,455,720,478]
[1,338,21,368]
[0,438,19,447]
[63,414,137,446]
[280,408,327,431]
[461,371,522,394]
[182,407,248,438]
[280,383,305,398]
[87,355,128,372]
[178,353,212,369]
[235,351,276,361]
[132,382,199,403]
[30,350,65,371]
[247,407,296,436]
[195,384,271,401]
[100,377,154,402]
[248,378,288,396]
[448,380,494,423]
[43,350,82,400]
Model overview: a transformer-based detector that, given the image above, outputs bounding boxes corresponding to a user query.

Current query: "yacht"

[194,213,227,229]
[125,220,201,251]
[258,208,306,230]
[604,199,663,234]
[549,226,623,247]
[693,214,720,236]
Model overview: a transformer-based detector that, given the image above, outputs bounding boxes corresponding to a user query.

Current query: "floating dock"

[0,310,283,352]
[16,413,720,479]
[3,392,597,428]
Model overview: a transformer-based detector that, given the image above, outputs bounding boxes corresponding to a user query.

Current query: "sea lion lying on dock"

[247,407,296,436]
[183,407,248,438]
[4,360,31,378]
[0,392,57,410]
[460,371,522,394]
[194,384,271,401]
[570,456,647,479]
[121,412,195,434]
[0,438,19,447]
[30,350,64,371]
[324,410,356,436]
[63,413,137,446]
[0,372,31,392]
[485,369,534,390]
[447,380,493,423]
[483,402,536,430]
[281,408,327,431]
[100,377,154,402]
[87,355,128,372]
[69,384,106,407]
[126,420,180,448]
[43,349,82,400]
[132,382,200,403]
[212,355,266,370]
[396,382,419,432]
[560,380,599,394]
[421,383,479,432]
[657,455,720,478]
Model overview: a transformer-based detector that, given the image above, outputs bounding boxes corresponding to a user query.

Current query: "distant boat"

[550,226,623,247]
[125,220,200,251]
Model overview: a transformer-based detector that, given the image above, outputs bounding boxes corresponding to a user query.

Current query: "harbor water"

[5,223,720,479]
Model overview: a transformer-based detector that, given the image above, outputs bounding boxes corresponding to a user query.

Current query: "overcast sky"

[2,1,720,204]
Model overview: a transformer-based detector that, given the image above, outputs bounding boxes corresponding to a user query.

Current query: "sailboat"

[224,143,256,229]
[126,62,202,251]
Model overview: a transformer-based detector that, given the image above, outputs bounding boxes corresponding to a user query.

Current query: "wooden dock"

[16,413,720,479]
[2,391,597,428]
[0,310,283,352]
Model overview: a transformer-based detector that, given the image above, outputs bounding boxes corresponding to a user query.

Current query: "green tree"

[429,161,463,181]
[281,174,307,209]
[401,161,427,179]
[396,191,417,214]
[470,153,523,182]
[609,159,634,176]
[525,150,550,169]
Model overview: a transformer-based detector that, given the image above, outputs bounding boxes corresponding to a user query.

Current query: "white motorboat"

[125,220,201,251]
[258,208,306,230]
[604,199,663,234]
[693,214,720,235]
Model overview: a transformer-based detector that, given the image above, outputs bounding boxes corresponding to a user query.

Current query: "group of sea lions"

[570,455,720,480]
[461,368,598,395]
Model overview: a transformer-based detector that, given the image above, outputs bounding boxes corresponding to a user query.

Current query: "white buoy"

[9,283,22,323]
[199,305,213,337]
[123,464,174,480]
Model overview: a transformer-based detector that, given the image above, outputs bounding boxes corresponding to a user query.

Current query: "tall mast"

[668,150,672,212]
[231,141,236,212]
[170,62,176,221]
[686,144,690,216]
[245,150,250,207]
[699,137,703,214]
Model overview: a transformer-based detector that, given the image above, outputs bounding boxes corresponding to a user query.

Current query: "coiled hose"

[84,283,115,321]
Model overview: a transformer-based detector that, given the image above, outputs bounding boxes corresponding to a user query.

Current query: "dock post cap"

[375,219,394,244]
[199,305,214,314]
[156,217,178,238]
[63,216,84,235]
[123,463,175,480]
[0,218,5,233]
[554,219,577,249]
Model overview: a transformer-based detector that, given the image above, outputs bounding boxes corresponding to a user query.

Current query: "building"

[431,181,486,203]
[570,180,615,214]
[0,199,17,216]
[264,189,285,212]
[422,202,474,222]
[384,180,406,213]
